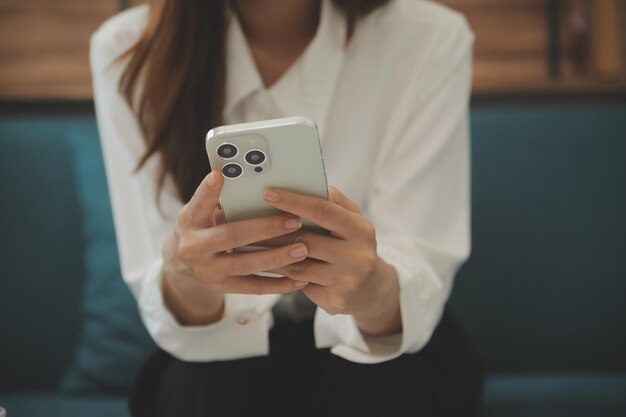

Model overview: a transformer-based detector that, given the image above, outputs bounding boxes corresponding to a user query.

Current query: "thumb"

[181,170,224,228]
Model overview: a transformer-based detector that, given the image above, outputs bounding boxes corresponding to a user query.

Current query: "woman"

[90,0,484,415]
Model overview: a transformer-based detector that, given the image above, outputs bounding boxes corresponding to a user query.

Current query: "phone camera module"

[217,143,238,159]
[244,149,266,166]
[222,163,243,179]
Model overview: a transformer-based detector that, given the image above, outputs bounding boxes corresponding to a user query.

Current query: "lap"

[129,309,484,417]
[310,310,484,417]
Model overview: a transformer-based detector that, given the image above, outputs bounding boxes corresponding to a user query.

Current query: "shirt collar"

[224,0,346,138]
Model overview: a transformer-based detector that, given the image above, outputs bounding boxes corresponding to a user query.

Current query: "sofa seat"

[3,373,625,417]
[0,393,131,417]
[484,373,626,417]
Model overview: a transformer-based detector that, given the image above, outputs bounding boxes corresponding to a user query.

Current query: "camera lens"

[217,143,237,159]
[222,163,243,179]
[245,150,266,166]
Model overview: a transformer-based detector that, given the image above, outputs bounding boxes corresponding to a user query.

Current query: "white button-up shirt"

[90,0,474,364]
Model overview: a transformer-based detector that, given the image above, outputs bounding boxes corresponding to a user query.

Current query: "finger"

[252,230,319,248]
[251,230,350,264]
[201,214,303,253]
[222,275,308,295]
[213,243,309,276]
[266,259,335,286]
[328,186,361,214]
[300,283,326,305]
[181,170,224,229]
[212,205,226,225]
[263,188,364,239]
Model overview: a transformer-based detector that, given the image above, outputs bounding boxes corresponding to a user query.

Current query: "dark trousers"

[129,308,484,417]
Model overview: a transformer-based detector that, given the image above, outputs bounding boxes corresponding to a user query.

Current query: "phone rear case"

[205,116,329,235]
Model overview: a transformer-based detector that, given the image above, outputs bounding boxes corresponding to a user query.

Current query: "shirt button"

[236,315,249,325]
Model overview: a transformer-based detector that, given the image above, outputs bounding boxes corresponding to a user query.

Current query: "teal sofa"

[1,103,625,416]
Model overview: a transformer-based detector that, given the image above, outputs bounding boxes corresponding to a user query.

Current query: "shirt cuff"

[313,244,444,364]
[314,307,404,363]
[378,244,446,355]
[137,259,276,362]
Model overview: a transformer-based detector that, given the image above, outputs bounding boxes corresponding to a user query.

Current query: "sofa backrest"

[449,104,626,373]
[0,117,89,390]
[0,115,155,394]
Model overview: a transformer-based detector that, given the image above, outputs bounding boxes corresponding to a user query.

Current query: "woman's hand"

[161,170,311,326]
[259,186,402,337]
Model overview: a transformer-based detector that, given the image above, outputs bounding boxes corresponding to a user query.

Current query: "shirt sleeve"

[89,25,279,362]
[314,18,475,363]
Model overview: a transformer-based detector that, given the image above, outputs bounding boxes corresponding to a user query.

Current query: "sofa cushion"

[0,393,131,417]
[58,123,155,395]
[0,118,86,391]
[483,373,626,417]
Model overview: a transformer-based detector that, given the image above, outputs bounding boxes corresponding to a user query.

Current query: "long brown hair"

[120,0,389,204]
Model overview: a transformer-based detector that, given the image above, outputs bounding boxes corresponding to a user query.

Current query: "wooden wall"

[441,0,549,93]
[440,0,626,93]
[0,0,116,99]
[0,0,624,100]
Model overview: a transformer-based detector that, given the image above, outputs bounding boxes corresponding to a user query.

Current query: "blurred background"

[2,0,626,99]
[0,1,625,417]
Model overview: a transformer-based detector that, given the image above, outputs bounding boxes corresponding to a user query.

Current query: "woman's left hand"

[259,186,402,336]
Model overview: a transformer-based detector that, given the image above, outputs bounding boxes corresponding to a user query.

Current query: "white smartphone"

[205,116,329,275]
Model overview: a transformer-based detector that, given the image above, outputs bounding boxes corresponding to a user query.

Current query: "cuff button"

[236,315,249,325]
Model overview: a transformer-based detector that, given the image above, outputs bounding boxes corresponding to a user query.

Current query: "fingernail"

[283,217,302,230]
[294,281,308,288]
[264,189,280,202]
[290,245,307,258]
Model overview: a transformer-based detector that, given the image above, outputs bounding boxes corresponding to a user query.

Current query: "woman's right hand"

[161,170,309,326]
